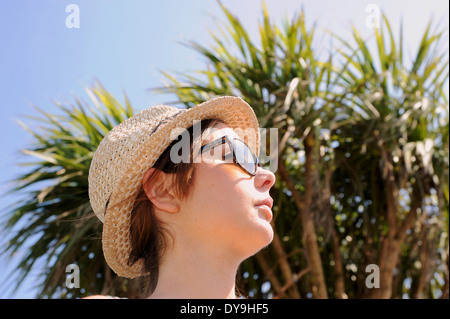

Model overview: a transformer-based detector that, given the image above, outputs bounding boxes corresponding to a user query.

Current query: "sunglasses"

[198,135,261,176]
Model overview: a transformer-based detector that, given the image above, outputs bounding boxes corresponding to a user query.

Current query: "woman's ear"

[142,167,180,213]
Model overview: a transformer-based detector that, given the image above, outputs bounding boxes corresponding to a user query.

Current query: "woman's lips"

[255,197,273,209]
[255,204,273,221]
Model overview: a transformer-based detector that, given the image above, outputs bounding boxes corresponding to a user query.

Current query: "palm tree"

[329,14,448,298]
[0,83,143,298]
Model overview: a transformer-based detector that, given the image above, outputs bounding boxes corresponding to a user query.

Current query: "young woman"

[87,96,276,298]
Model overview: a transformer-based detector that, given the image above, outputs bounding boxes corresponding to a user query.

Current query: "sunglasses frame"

[198,135,261,176]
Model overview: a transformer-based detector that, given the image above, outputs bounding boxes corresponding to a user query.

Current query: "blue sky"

[0,0,448,298]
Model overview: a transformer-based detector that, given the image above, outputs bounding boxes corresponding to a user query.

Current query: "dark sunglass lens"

[233,139,257,174]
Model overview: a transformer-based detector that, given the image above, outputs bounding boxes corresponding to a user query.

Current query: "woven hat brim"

[100,96,260,278]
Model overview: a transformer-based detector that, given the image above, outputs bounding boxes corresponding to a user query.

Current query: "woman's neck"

[148,237,241,299]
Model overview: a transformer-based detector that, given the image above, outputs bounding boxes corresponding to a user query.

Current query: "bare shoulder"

[83,295,117,299]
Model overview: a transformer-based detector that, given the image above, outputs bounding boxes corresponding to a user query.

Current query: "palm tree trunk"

[371,160,422,298]
[278,158,328,298]
[271,230,302,298]
[323,168,346,298]
[255,251,286,297]
[391,255,402,299]
[440,246,449,299]
[373,237,401,298]
[303,134,328,298]
[412,228,429,299]
[279,132,330,298]
[331,228,346,298]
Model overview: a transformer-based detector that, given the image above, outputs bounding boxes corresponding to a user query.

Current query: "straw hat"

[88,96,260,278]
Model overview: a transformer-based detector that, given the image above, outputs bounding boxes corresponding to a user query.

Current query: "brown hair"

[128,118,224,296]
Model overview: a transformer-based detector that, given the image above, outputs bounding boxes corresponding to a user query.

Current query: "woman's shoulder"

[83,295,128,299]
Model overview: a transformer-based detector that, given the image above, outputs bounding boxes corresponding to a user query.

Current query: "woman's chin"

[248,223,274,255]
[261,223,274,245]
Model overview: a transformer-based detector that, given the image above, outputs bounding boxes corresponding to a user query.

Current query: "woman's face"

[177,122,276,259]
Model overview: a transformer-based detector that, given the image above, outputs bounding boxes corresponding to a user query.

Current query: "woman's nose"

[255,166,276,190]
